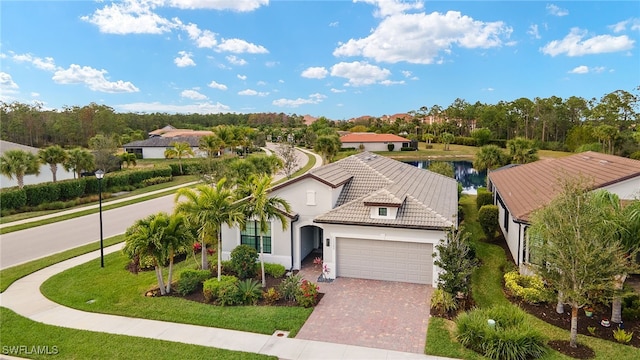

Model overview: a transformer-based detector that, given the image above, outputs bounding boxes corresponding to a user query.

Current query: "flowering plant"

[193,243,202,252]
[296,279,319,307]
[313,257,322,266]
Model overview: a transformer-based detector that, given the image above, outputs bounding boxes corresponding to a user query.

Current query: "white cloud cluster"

[272,93,327,108]
[568,65,606,74]
[330,61,391,86]
[301,67,329,79]
[81,0,176,34]
[0,72,19,97]
[52,64,140,93]
[546,4,569,17]
[527,24,541,39]
[541,28,635,56]
[238,89,269,96]
[217,38,268,54]
[12,53,57,71]
[609,18,640,33]
[208,80,228,90]
[168,0,268,12]
[226,55,247,65]
[116,101,231,114]
[181,89,207,100]
[333,11,512,64]
[356,0,423,18]
[174,51,196,67]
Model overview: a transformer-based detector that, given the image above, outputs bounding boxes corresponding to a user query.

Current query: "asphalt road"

[0,194,177,270]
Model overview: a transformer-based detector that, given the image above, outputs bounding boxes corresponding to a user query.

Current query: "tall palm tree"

[0,149,40,189]
[239,174,292,286]
[507,137,539,164]
[473,145,508,186]
[123,213,170,295]
[175,179,245,278]
[63,148,95,179]
[38,145,68,182]
[164,142,194,174]
[212,126,235,155]
[162,212,195,293]
[199,135,223,158]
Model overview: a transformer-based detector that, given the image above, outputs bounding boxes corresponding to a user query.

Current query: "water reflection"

[404,160,487,195]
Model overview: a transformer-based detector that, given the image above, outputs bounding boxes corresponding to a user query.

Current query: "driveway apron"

[296,267,433,354]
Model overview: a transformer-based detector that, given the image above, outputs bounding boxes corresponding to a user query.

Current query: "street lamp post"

[95,169,105,268]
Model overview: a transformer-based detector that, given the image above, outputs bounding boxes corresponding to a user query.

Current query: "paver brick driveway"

[295,269,433,354]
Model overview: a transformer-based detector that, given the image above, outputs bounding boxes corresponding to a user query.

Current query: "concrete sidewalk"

[0,243,453,360]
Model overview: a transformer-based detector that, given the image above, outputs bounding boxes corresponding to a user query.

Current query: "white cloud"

[356,0,423,18]
[272,93,327,108]
[609,18,640,33]
[333,10,512,64]
[115,101,231,114]
[181,89,207,100]
[237,74,247,80]
[31,92,40,97]
[379,79,405,86]
[569,65,589,74]
[182,23,219,48]
[81,0,176,35]
[527,24,541,39]
[0,72,19,95]
[52,64,139,93]
[301,67,329,79]
[12,53,57,71]
[265,61,278,67]
[546,4,569,17]
[330,61,391,86]
[541,27,635,56]
[329,21,339,27]
[331,88,346,93]
[168,0,268,12]
[238,89,269,96]
[256,81,266,86]
[217,38,269,54]
[208,80,228,90]
[174,51,196,67]
[226,55,247,65]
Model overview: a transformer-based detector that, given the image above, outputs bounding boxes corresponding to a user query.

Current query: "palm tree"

[38,145,68,182]
[63,148,95,179]
[212,126,235,155]
[174,179,245,279]
[0,149,40,189]
[314,135,341,163]
[507,137,539,164]
[199,135,223,158]
[239,174,292,287]
[123,213,170,295]
[120,152,137,168]
[441,132,455,151]
[162,212,195,293]
[474,145,507,187]
[164,142,194,174]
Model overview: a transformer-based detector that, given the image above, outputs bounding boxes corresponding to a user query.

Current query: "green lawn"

[40,250,313,337]
[424,194,640,360]
[0,307,273,360]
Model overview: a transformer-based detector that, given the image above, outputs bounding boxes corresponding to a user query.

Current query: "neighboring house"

[340,133,411,152]
[0,140,76,189]
[148,124,213,138]
[221,151,459,285]
[488,151,640,271]
[122,136,207,159]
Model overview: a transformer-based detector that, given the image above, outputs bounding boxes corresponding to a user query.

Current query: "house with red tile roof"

[340,133,411,152]
[488,151,640,270]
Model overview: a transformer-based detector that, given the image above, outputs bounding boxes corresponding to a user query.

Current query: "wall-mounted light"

[326,238,330,247]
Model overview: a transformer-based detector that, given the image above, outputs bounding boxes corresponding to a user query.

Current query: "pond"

[404,160,487,195]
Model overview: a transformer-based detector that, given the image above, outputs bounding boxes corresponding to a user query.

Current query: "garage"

[336,237,433,284]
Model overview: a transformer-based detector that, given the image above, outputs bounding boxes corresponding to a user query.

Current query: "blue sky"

[1,0,639,120]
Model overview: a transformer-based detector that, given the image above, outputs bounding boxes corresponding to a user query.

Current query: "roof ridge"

[405,194,454,227]
[353,154,394,183]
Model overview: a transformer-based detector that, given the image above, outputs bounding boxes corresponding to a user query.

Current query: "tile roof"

[340,133,410,144]
[313,152,458,230]
[162,130,214,137]
[123,136,201,148]
[489,151,640,222]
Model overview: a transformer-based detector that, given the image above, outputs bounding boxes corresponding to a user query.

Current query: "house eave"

[313,218,450,231]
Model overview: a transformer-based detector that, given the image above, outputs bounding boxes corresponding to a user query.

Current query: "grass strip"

[40,250,312,336]
[0,307,273,360]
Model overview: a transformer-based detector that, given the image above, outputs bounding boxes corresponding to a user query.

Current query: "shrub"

[296,279,319,308]
[237,279,263,305]
[612,328,633,343]
[142,176,172,186]
[263,287,281,305]
[217,281,240,306]
[202,275,238,303]
[503,271,549,304]
[476,187,493,209]
[456,305,547,360]
[279,274,302,301]
[58,179,86,200]
[387,143,395,151]
[400,147,416,151]
[24,183,61,206]
[430,288,458,316]
[622,293,640,321]
[478,205,499,240]
[0,189,27,211]
[177,269,211,296]
[264,263,286,278]
[631,151,640,160]
[230,245,258,279]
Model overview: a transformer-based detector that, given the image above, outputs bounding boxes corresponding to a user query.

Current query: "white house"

[339,133,411,152]
[488,151,640,272]
[220,151,459,285]
[122,136,207,159]
[0,140,75,189]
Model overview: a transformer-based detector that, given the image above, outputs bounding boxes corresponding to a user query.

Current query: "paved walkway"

[296,265,433,354]
[0,243,453,360]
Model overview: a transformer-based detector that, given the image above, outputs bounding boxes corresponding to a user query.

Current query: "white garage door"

[337,238,432,284]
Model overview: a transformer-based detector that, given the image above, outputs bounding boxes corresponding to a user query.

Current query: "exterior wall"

[0,164,76,189]
[495,190,522,265]
[221,217,293,269]
[319,223,445,285]
[139,146,205,159]
[342,141,405,152]
[603,176,640,200]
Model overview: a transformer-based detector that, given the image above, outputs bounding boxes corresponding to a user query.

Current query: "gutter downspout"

[289,214,299,272]
[517,223,521,266]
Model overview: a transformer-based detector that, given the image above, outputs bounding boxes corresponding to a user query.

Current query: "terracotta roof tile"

[340,133,410,144]
[489,151,640,222]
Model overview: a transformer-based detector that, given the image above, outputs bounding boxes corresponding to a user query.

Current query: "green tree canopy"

[38,145,68,182]
[0,149,40,188]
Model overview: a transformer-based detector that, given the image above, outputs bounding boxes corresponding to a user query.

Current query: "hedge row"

[1,166,172,211]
